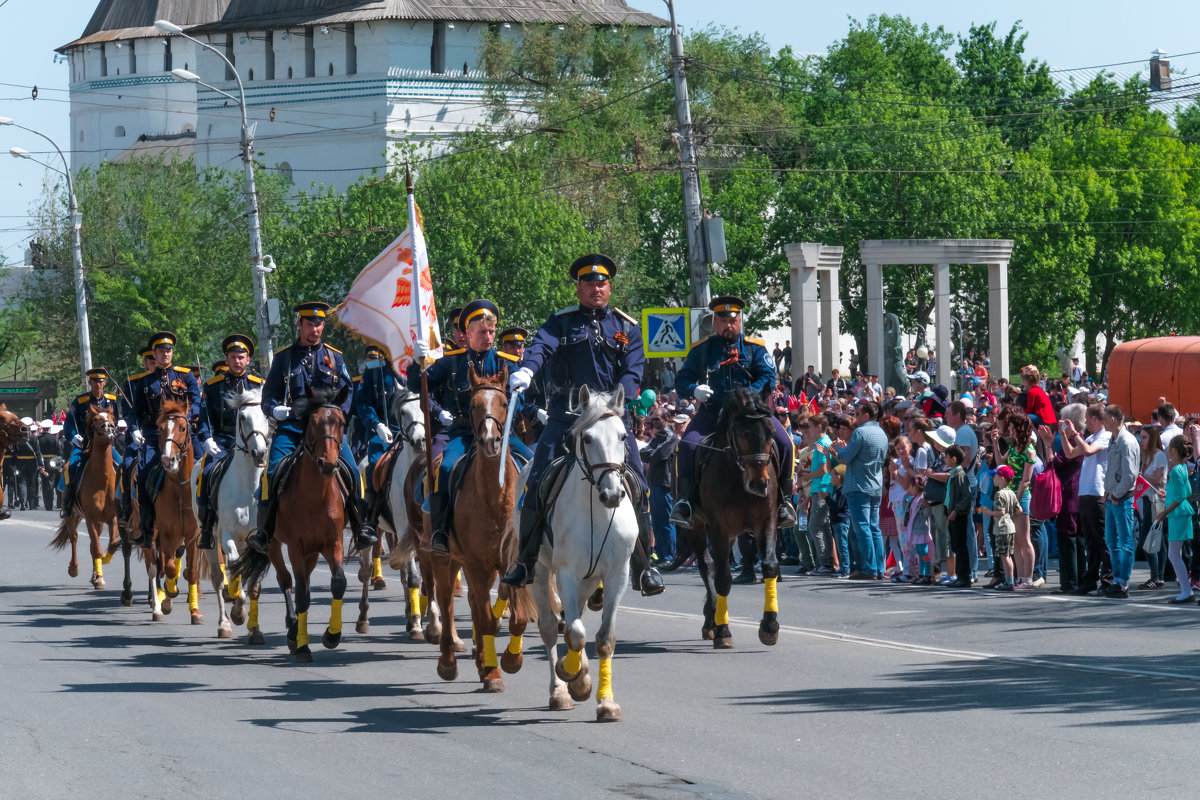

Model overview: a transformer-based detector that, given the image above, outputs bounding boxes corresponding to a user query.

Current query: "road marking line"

[624,606,1200,681]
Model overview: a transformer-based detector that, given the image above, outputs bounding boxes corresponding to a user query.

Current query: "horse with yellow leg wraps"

[51,407,121,590]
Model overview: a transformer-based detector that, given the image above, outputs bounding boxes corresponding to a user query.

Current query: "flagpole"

[407,161,438,550]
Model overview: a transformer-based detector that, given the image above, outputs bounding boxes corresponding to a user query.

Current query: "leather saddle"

[270,447,354,503]
[202,453,235,513]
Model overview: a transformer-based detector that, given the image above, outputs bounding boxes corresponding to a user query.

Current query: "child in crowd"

[828,464,850,578]
[944,444,973,587]
[977,445,998,586]
[904,476,933,584]
[982,465,1018,590]
[884,452,906,578]
[1158,436,1196,604]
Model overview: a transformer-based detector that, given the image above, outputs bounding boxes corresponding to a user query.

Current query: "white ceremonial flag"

[336,206,442,373]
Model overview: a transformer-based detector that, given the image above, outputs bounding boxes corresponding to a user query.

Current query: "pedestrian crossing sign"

[641,308,690,357]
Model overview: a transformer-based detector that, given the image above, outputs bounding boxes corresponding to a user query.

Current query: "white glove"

[536,409,549,425]
[438,409,454,427]
[203,437,221,457]
[131,430,145,446]
[508,367,532,393]
[72,434,84,449]
[413,338,430,361]
[272,405,291,421]
[694,384,714,402]
[375,423,394,444]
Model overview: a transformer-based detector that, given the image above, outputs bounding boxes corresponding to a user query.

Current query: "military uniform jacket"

[519,304,644,413]
[263,341,353,432]
[355,364,404,432]
[676,334,775,411]
[38,432,61,466]
[10,437,41,466]
[125,365,209,443]
[204,370,264,447]
[63,391,119,448]
[409,347,519,430]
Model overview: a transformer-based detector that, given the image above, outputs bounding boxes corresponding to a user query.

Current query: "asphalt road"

[2,507,1198,799]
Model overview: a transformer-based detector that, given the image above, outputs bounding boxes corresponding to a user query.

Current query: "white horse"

[518,385,638,722]
[189,387,269,639]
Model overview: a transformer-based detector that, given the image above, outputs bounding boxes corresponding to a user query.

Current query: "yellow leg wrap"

[248,598,259,629]
[597,657,613,701]
[93,557,103,578]
[102,552,113,565]
[407,587,420,613]
[506,634,523,655]
[329,599,343,635]
[764,576,779,614]
[372,556,383,581]
[491,597,508,619]
[228,575,241,600]
[188,584,199,612]
[296,611,309,649]
[483,634,498,668]
[157,588,166,605]
[165,577,177,595]
[419,593,429,616]
[562,647,582,675]
[714,594,729,626]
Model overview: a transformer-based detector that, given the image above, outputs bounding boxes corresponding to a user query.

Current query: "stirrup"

[501,561,532,588]
[246,528,270,555]
[430,530,450,556]
[669,499,693,529]
[198,527,215,551]
[637,567,665,597]
[777,499,797,527]
[355,525,378,551]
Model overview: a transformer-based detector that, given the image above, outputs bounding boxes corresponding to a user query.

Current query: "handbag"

[1030,464,1062,520]
[1144,518,1164,555]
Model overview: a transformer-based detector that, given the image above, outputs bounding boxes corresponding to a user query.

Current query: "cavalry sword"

[499,386,524,489]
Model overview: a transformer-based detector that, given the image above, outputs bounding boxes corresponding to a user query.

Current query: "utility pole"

[662,0,710,308]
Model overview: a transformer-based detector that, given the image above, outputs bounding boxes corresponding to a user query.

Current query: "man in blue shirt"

[832,401,889,579]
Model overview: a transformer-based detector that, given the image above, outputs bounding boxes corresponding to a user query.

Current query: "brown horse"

[0,404,31,520]
[145,398,206,623]
[430,365,532,692]
[51,407,120,588]
[232,384,349,662]
[687,387,781,649]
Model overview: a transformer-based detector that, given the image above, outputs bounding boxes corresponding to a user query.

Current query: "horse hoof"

[161,596,173,615]
[586,587,604,612]
[371,577,386,591]
[549,687,574,711]
[152,612,164,622]
[759,616,780,646]
[453,638,468,654]
[701,626,715,641]
[500,650,523,674]
[355,620,370,634]
[217,623,232,639]
[247,627,265,646]
[322,630,341,649]
[68,564,79,578]
[295,646,313,663]
[714,636,734,650]
[758,629,779,646]
[596,699,622,722]
[120,592,133,607]
[568,673,593,703]
[92,576,106,590]
[482,678,505,693]
[191,612,203,625]
[408,626,425,643]
[287,636,297,654]
[229,601,246,627]
[437,660,458,681]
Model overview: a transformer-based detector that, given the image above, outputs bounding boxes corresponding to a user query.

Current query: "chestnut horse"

[687,387,781,650]
[231,384,349,662]
[51,406,120,588]
[427,366,532,692]
[145,398,206,624]
[0,404,31,520]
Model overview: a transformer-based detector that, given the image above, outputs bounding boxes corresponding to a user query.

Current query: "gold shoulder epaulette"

[206,375,226,386]
[352,375,363,383]
[247,374,264,385]
[444,347,466,356]
[497,351,520,363]
[173,365,192,373]
[744,336,766,346]
[104,393,117,401]
[128,370,151,381]
[75,394,89,404]
[324,344,342,355]
[556,305,579,316]
[614,308,637,325]
[274,344,291,355]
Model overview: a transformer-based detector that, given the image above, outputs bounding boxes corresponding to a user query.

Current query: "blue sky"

[2,0,1199,264]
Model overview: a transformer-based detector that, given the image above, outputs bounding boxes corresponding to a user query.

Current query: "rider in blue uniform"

[59,368,121,519]
[247,302,377,555]
[117,346,156,530]
[123,331,214,546]
[669,296,796,529]
[409,299,533,555]
[501,255,664,595]
[196,334,263,550]
[355,343,405,530]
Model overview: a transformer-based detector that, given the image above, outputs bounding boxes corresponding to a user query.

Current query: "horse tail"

[193,547,212,582]
[229,547,271,587]
[388,526,418,571]
[50,514,78,551]
[512,583,537,624]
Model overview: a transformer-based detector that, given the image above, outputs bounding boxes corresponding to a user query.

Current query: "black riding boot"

[777,487,797,528]
[428,491,450,556]
[198,505,216,550]
[631,508,665,596]
[345,495,377,553]
[128,499,154,547]
[669,475,694,529]
[246,501,276,555]
[59,481,75,519]
[502,505,543,587]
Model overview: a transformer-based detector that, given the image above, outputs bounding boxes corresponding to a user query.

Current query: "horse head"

[391,386,425,450]
[230,388,269,467]
[468,362,507,459]
[296,384,347,478]
[720,386,775,497]
[87,406,117,446]
[157,398,191,477]
[571,384,627,509]
[0,404,30,447]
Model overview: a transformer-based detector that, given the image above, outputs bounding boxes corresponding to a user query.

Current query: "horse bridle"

[575,409,626,489]
[471,384,508,445]
[725,409,777,477]
[303,405,345,464]
[160,412,191,477]
[233,400,269,456]
[394,393,423,447]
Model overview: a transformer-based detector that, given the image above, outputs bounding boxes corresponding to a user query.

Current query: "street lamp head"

[10,147,31,159]
[171,68,201,83]
[154,19,184,35]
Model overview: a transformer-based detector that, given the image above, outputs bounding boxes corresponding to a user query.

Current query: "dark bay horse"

[0,404,30,520]
[232,384,350,662]
[51,406,120,589]
[687,386,781,649]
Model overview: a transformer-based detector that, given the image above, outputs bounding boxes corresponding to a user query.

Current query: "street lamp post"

[156,19,275,370]
[2,118,93,384]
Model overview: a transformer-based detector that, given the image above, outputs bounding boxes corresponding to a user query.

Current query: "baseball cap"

[927,424,957,449]
[908,370,930,384]
[995,465,1015,480]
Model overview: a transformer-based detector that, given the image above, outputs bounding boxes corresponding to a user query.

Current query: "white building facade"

[59,1,665,189]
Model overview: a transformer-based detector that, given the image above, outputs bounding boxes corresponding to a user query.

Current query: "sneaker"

[994,582,1015,591]
[891,574,911,583]
[812,566,833,576]
[1104,584,1130,599]
[1013,581,1035,591]
[1031,577,1045,588]
[1138,580,1165,590]
[830,572,848,579]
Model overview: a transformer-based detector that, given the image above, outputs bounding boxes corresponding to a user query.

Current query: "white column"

[934,261,952,387]
[785,242,822,381]
[988,261,1010,381]
[819,268,840,379]
[866,261,885,382]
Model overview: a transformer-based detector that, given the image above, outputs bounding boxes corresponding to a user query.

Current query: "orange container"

[1107,337,1200,423]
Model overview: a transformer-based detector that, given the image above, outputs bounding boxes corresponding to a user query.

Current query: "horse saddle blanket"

[270,449,354,502]
[371,437,407,494]
[144,460,165,504]
[537,456,640,547]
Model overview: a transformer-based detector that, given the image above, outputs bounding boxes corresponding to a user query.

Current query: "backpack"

[1030,463,1062,520]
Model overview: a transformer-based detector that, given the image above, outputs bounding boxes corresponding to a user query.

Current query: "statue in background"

[883,313,909,396]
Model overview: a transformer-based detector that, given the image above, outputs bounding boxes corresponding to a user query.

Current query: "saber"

[499,386,524,488]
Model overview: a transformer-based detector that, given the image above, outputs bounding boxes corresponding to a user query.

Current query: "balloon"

[637,389,656,411]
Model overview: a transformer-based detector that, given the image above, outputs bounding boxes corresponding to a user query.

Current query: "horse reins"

[233,400,269,457]
[573,408,625,581]
[471,385,509,447]
[303,405,345,465]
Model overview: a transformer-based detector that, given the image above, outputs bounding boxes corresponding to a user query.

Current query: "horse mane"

[390,384,416,417]
[716,386,773,440]
[225,387,262,411]
[156,398,189,424]
[293,384,343,422]
[569,389,620,437]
